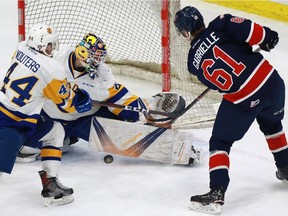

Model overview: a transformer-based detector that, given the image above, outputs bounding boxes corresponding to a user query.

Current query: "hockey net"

[18,0,221,129]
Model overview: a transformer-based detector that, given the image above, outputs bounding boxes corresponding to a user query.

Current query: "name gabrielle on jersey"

[15,49,40,73]
[193,32,219,70]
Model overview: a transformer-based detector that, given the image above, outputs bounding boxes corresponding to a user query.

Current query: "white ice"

[0,1,288,216]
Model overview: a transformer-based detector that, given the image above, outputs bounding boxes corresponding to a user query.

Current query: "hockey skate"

[276,167,288,182]
[16,146,40,163]
[38,170,74,206]
[189,188,225,215]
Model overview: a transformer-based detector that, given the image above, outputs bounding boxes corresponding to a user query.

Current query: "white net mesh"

[23,0,221,128]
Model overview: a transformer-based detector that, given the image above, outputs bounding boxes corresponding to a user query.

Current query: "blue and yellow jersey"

[43,45,140,122]
[0,41,77,135]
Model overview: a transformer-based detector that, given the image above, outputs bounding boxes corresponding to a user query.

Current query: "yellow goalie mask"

[75,33,107,79]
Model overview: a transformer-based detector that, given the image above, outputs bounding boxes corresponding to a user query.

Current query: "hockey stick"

[93,88,211,126]
[92,100,179,119]
[147,87,211,128]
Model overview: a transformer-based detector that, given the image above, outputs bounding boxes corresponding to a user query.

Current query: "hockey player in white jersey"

[0,24,92,206]
[19,33,201,166]
[44,33,184,123]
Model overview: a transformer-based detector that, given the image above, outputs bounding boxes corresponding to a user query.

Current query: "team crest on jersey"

[47,27,52,34]
[114,83,121,90]
[59,84,68,95]
[230,16,244,23]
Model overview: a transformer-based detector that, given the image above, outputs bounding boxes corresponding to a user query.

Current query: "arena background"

[204,0,288,23]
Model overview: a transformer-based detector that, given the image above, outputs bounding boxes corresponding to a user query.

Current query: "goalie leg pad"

[89,117,194,165]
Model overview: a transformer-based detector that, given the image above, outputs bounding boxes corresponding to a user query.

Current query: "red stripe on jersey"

[209,151,230,171]
[247,23,265,46]
[223,60,274,104]
[266,133,288,152]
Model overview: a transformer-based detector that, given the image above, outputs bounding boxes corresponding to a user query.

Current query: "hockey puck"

[104,155,114,164]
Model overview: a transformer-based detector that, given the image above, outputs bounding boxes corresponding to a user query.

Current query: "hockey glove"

[74,88,92,113]
[259,29,279,52]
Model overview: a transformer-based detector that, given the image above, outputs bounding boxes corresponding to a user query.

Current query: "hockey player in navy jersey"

[174,6,288,214]
[0,24,92,206]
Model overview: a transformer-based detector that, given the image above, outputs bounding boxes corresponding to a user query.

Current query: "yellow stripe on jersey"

[108,84,125,98]
[41,148,62,158]
[112,95,139,115]
[0,106,37,124]
[43,78,70,103]
[43,78,76,113]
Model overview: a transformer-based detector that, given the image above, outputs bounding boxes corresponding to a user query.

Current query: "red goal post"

[17,0,221,128]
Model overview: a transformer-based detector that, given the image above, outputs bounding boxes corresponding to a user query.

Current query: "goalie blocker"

[89,117,202,165]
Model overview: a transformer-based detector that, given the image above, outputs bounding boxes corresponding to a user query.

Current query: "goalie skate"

[188,145,203,165]
[16,146,40,163]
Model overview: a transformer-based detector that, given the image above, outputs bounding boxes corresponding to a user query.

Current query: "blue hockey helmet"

[174,6,204,37]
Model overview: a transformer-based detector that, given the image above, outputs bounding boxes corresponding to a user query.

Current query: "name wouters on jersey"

[15,49,40,73]
[193,32,220,69]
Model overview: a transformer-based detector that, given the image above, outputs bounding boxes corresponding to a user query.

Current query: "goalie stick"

[92,100,179,118]
[92,87,211,127]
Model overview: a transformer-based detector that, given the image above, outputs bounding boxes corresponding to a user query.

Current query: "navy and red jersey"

[187,14,276,104]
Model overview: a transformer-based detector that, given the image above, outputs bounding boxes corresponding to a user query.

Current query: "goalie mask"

[75,33,107,79]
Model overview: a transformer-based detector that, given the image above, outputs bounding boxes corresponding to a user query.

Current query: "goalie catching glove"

[154,92,186,114]
[140,92,186,124]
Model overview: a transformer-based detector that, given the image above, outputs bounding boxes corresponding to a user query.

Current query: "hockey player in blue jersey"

[0,24,92,206]
[174,6,288,214]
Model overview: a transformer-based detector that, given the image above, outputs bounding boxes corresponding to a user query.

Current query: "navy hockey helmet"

[174,6,204,36]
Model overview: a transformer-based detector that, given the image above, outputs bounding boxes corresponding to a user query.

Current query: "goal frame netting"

[17,0,221,129]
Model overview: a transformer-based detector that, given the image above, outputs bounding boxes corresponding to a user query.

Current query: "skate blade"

[43,194,74,207]
[280,179,288,184]
[189,201,221,215]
